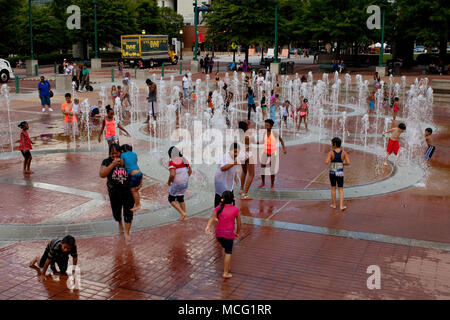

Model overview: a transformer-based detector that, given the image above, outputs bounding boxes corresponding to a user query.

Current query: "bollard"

[134,66,137,79]
[217,61,219,72]
[161,63,164,77]
[179,61,182,75]
[111,67,114,82]
[35,64,39,77]
[15,76,19,93]
[54,62,57,75]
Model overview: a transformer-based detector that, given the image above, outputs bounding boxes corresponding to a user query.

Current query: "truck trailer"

[121,34,177,68]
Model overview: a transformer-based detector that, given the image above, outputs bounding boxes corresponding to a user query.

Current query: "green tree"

[70,0,138,49]
[205,0,276,63]
[0,0,25,57]
[135,0,162,34]
[17,2,67,56]
[393,0,450,64]
[159,7,184,41]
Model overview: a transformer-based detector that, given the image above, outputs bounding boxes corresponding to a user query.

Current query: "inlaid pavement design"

[0,72,449,299]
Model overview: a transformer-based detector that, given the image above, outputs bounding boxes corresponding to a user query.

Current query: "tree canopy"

[204,0,450,64]
[1,0,184,58]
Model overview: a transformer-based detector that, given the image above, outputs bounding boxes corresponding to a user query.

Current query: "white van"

[0,59,15,83]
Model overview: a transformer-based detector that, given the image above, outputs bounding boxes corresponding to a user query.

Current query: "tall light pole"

[193,0,198,61]
[94,0,98,59]
[274,0,278,63]
[179,29,184,60]
[29,0,34,60]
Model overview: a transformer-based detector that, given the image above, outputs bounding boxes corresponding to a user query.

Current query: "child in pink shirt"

[205,190,241,279]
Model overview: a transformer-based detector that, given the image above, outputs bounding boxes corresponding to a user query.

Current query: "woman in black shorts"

[99,143,136,241]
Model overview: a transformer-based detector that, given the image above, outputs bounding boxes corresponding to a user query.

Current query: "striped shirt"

[45,238,78,260]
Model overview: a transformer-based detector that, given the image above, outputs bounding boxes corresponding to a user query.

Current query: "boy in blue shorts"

[120,144,143,211]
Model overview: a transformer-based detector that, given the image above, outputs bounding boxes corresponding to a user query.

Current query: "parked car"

[414,46,426,53]
[0,59,15,83]
[431,47,439,53]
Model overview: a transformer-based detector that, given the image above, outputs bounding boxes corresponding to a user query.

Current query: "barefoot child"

[424,128,435,160]
[260,90,267,120]
[208,91,214,115]
[111,85,118,101]
[297,98,309,131]
[18,121,34,174]
[269,90,278,126]
[120,144,143,211]
[98,105,130,145]
[29,235,77,280]
[281,100,291,128]
[205,190,241,279]
[167,146,192,221]
[392,97,400,121]
[368,91,375,113]
[382,122,406,166]
[325,137,350,211]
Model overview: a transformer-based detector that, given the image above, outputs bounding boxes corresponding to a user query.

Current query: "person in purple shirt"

[38,76,53,112]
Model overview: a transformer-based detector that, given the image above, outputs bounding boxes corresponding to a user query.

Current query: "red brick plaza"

[0,66,449,301]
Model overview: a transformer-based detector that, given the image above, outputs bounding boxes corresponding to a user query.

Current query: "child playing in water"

[325,137,350,211]
[176,91,184,128]
[257,119,287,192]
[297,98,309,131]
[382,122,406,166]
[261,90,267,120]
[29,235,77,280]
[246,87,256,121]
[205,190,241,279]
[191,86,197,101]
[392,97,400,122]
[269,90,277,126]
[424,128,435,161]
[117,85,122,99]
[208,91,214,115]
[368,91,375,113]
[18,121,34,174]
[98,105,130,145]
[281,100,291,128]
[167,146,192,221]
[120,144,143,212]
[111,85,118,101]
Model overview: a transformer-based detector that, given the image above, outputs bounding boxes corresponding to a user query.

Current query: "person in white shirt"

[182,74,190,99]
[214,143,240,207]
[257,72,265,86]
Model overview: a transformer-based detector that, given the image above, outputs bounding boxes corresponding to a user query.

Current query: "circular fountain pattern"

[0,71,437,240]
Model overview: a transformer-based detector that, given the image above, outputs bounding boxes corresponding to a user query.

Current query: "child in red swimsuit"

[382,122,406,166]
[392,97,400,122]
[18,121,34,174]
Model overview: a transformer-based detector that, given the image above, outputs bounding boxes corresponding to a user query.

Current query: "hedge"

[416,53,450,65]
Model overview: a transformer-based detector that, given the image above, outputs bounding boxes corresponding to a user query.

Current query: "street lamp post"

[94,0,98,59]
[274,0,278,63]
[179,29,184,61]
[194,0,198,61]
[29,0,34,60]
